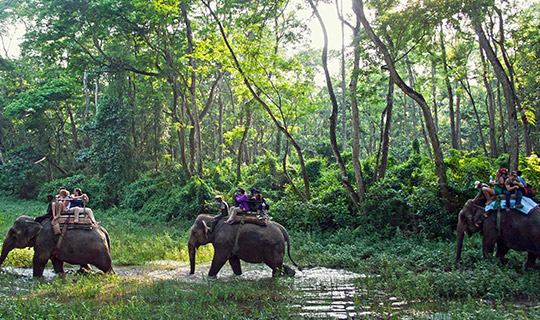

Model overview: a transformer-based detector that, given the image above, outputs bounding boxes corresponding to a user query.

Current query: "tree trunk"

[431,60,438,132]
[95,75,99,114]
[67,104,82,150]
[182,0,202,176]
[405,57,418,139]
[480,48,498,158]
[461,79,488,156]
[310,0,363,208]
[378,77,394,181]
[496,82,507,154]
[471,18,519,171]
[171,80,190,176]
[440,27,458,150]
[337,0,347,152]
[218,90,224,162]
[494,9,531,156]
[456,92,462,150]
[83,70,90,124]
[354,0,450,208]
[236,104,251,182]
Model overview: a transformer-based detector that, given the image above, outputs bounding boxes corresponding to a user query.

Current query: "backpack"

[523,185,535,198]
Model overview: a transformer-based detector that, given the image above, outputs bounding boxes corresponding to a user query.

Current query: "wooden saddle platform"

[227,212,268,226]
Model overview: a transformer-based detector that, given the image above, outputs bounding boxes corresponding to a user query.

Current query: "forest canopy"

[0,0,539,239]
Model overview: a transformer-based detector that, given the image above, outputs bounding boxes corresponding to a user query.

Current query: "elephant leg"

[228,256,242,275]
[525,253,537,270]
[283,264,295,277]
[482,236,495,258]
[208,255,228,278]
[482,220,497,259]
[32,255,48,278]
[495,243,510,265]
[51,257,65,275]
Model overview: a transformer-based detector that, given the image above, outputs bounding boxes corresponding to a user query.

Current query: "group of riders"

[214,187,270,224]
[476,168,536,210]
[35,186,265,231]
[35,187,99,228]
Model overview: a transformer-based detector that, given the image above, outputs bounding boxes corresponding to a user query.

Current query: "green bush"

[142,176,213,222]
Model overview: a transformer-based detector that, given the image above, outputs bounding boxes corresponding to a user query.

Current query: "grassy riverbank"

[1,195,540,319]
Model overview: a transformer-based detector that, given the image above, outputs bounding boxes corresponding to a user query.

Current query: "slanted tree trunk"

[405,57,418,139]
[470,17,519,171]
[354,0,450,208]
[480,49,498,158]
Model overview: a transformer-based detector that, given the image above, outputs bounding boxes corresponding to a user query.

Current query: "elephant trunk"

[188,242,197,275]
[456,219,466,262]
[0,237,14,268]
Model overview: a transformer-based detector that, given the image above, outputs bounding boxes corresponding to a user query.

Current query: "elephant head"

[0,216,43,267]
[455,199,486,261]
[188,215,213,274]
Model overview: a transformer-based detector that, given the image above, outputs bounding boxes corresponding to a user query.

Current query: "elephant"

[188,214,298,278]
[0,215,113,277]
[456,199,540,269]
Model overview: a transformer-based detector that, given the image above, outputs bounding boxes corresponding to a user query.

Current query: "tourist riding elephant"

[188,214,298,278]
[0,215,113,277]
[456,199,540,269]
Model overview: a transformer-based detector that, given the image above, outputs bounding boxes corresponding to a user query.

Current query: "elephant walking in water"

[456,199,540,269]
[188,214,298,278]
[0,215,113,277]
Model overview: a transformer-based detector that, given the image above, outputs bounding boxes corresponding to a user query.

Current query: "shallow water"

[2,262,406,319]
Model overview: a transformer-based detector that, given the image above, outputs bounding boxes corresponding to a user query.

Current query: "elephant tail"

[275,223,300,270]
[102,227,115,274]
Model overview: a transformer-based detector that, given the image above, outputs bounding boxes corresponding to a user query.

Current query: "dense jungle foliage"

[1,0,540,240]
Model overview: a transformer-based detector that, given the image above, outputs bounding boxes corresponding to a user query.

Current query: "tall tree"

[353,0,450,208]
[467,6,519,170]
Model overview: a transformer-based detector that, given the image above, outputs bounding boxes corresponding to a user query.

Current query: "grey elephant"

[0,215,113,277]
[456,199,540,269]
[188,214,298,278]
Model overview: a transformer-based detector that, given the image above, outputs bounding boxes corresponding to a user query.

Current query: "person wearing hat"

[213,195,229,221]
[34,194,56,223]
[474,180,493,205]
[226,187,249,224]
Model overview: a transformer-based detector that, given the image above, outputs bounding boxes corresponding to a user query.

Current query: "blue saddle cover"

[485,196,538,214]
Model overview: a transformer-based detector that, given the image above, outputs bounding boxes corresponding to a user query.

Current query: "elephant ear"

[19,220,43,240]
